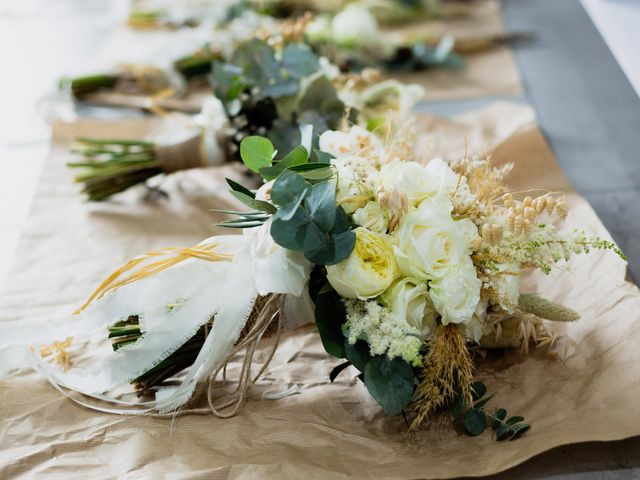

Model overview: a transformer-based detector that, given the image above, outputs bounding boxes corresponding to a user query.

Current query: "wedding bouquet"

[1,122,625,442]
[67,36,423,201]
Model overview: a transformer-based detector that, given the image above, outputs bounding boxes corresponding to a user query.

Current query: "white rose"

[393,194,470,281]
[494,263,520,312]
[326,227,398,300]
[464,296,489,342]
[305,15,332,43]
[424,158,476,208]
[331,6,379,48]
[319,126,385,163]
[353,201,388,233]
[378,159,439,207]
[331,155,378,214]
[380,277,437,338]
[429,257,481,325]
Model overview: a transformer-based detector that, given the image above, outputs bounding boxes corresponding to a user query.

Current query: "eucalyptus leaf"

[229,190,277,214]
[464,408,487,436]
[239,136,275,173]
[259,145,308,181]
[492,408,507,430]
[363,356,415,416]
[313,288,347,358]
[226,177,255,198]
[304,181,336,231]
[471,381,487,401]
[270,209,309,251]
[344,339,371,373]
[270,171,310,206]
[330,361,351,383]
[281,44,320,78]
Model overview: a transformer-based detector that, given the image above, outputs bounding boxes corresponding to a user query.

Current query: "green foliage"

[454,381,530,441]
[313,286,347,358]
[269,170,355,265]
[239,136,275,173]
[364,356,415,416]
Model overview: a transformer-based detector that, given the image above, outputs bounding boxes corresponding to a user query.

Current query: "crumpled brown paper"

[1,103,638,479]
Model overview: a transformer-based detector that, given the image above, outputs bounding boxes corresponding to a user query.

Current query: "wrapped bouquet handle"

[0,228,311,415]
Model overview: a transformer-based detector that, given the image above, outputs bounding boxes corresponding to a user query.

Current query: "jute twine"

[148,293,285,419]
[157,135,206,174]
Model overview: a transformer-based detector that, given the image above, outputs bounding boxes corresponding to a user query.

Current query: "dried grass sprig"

[410,324,474,430]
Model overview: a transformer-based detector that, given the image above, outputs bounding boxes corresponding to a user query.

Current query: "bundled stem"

[67,137,162,201]
[107,295,284,410]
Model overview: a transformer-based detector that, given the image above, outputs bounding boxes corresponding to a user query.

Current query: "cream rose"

[393,194,470,281]
[378,160,439,207]
[429,257,481,325]
[331,155,377,214]
[353,201,388,233]
[326,228,398,300]
[319,126,385,163]
[380,277,437,338]
[331,6,379,48]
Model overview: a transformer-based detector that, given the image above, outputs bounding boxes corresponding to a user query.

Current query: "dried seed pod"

[492,224,504,243]
[471,237,483,251]
[507,208,516,232]
[534,195,547,214]
[546,195,556,215]
[503,193,514,208]
[556,199,568,219]
[514,215,524,236]
[515,203,524,216]
[523,196,532,207]
[523,219,532,236]
[524,206,537,222]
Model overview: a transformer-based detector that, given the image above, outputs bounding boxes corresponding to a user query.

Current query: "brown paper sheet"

[1,103,638,479]
[389,0,523,101]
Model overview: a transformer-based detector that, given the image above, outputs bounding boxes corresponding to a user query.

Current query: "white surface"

[581,0,640,99]
[0,1,114,288]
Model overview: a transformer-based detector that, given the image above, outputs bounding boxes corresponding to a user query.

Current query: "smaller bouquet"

[66,37,423,201]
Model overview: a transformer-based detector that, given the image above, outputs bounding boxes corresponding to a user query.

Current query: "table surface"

[1,0,639,477]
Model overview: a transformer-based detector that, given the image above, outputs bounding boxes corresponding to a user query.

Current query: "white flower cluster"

[345,300,423,367]
[320,126,484,345]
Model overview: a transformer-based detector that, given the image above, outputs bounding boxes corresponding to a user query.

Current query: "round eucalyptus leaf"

[363,356,415,416]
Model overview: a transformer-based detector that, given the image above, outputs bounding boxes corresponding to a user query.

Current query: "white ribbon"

[0,223,312,413]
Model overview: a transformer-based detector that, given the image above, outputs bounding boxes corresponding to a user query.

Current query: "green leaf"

[363,356,415,416]
[239,136,275,173]
[226,178,255,198]
[329,361,351,383]
[464,408,487,436]
[305,181,336,232]
[506,416,525,425]
[344,339,371,373]
[270,171,309,206]
[508,423,530,440]
[314,288,347,358]
[452,394,467,420]
[492,408,507,430]
[259,145,308,181]
[473,394,494,410]
[471,381,487,401]
[281,44,320,78]
[304,229,355,266]
[270,209,309,251]
[230,190,277,214]
[495,425,511,441]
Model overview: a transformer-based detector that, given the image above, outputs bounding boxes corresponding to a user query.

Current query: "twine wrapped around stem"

[149,293,285,419]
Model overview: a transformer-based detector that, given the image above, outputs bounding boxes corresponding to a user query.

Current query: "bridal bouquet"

[1,122,625,443]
